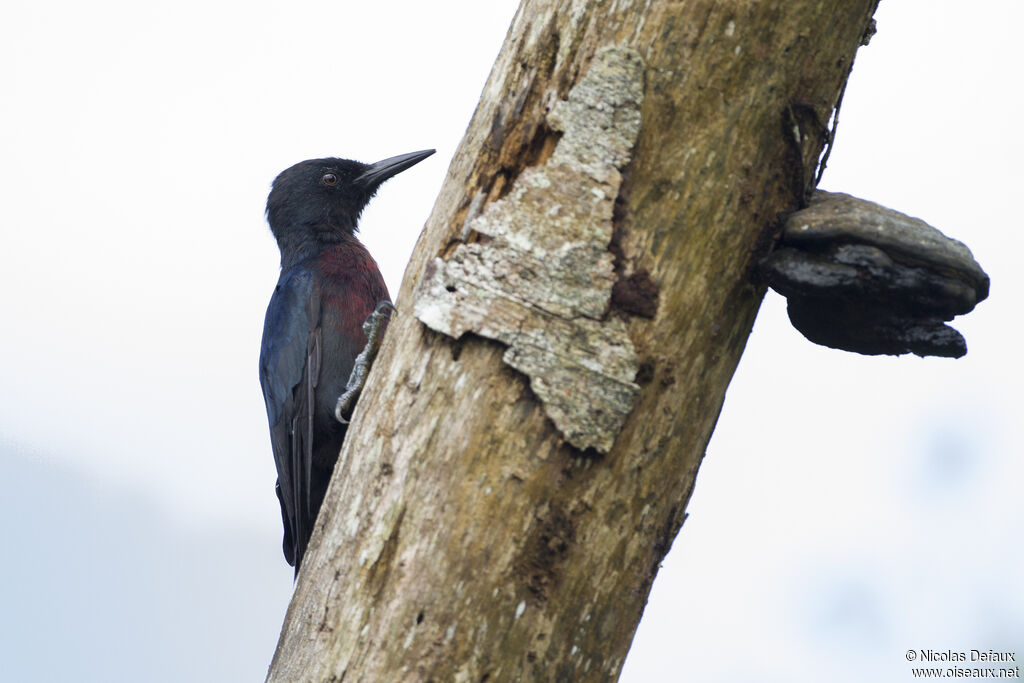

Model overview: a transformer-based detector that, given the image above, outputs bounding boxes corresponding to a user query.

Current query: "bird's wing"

[259,266,321,567]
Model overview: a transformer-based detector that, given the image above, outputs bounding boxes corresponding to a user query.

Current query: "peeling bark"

[267,1,880,681]
[415,47,644,453]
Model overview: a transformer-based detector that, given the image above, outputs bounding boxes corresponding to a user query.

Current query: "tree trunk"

[267,1,878,680]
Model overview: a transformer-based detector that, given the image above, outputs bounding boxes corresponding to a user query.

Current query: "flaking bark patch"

[414,46,645,453]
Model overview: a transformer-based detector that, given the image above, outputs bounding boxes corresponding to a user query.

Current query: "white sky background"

[1,2,1020,681]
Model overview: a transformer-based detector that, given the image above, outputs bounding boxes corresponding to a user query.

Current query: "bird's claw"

[335,300,395,423]
[363,300,395,334]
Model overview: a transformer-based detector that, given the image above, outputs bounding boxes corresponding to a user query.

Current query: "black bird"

[260,149,434,573]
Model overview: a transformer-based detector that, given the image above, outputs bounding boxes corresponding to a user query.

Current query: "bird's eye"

[322,173,338,185]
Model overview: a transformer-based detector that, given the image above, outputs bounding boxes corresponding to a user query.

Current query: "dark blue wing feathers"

[260,268,315,425]
[259,266,320,567]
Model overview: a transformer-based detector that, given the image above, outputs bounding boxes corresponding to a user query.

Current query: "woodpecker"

[260,149,434,573]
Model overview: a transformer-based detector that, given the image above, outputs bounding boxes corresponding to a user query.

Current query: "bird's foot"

[335,300,395,423]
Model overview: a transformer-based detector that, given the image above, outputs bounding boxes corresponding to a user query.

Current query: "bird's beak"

[355,149,436,189]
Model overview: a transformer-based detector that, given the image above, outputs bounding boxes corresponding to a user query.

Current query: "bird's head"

[266,149,435,258]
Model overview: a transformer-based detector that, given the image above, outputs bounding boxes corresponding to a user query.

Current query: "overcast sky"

[2,2,1021,681]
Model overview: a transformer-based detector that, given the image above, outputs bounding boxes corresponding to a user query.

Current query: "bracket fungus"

[759,191,989,358]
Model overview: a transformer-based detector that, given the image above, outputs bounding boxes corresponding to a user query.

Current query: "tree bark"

[267,1,878,680]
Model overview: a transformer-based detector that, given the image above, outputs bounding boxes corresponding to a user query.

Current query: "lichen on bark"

[414,46,645,453]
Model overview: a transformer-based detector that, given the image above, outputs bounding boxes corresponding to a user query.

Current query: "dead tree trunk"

[267,1,878,680]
